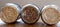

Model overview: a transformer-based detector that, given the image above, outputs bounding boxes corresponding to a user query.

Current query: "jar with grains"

[1,3,21,23]
[21,4,40,24]
[41,5,60,25]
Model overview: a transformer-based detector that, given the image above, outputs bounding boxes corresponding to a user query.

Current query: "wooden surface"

[0,0,60,27]
[0,19,60,27]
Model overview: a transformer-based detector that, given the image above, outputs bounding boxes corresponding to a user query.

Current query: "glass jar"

[1,3,21,23]
[21,4,40,24]
[41,5,60,25]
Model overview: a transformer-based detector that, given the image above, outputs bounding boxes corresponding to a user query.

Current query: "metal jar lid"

[21,4,40,24]
[41,5,60,25]
[1,3,21,23]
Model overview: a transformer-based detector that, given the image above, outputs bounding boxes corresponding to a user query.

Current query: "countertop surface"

[0,19,60,27]
[0,0,60,27]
